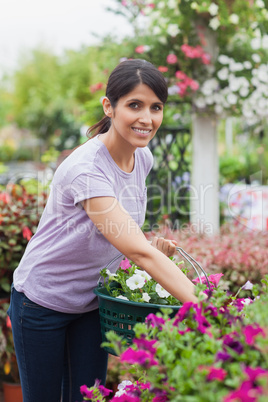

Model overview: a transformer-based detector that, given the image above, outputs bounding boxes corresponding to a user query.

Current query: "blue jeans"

[8,286,108,402]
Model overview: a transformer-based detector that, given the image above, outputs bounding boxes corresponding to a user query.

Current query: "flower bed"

[81,275,268,402]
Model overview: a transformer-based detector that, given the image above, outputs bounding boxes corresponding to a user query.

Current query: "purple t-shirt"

[14,136,153,313]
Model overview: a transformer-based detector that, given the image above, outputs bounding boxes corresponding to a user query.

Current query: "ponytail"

[86,116,111,139]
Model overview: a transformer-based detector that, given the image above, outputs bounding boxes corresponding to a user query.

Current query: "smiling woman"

[8,59,197,402]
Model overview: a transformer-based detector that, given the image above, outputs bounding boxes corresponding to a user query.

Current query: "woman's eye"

[129,103,139,109]
[152,105,162,111]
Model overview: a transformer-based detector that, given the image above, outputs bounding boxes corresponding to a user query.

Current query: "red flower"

[135,45,145,54]
[158,66,168,72]
[0,192,11,204]
[6,316,12,328]
[22,226,32,241]
[90,83,103,93]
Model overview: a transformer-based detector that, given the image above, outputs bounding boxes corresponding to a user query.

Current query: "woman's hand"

[151,237,177,257]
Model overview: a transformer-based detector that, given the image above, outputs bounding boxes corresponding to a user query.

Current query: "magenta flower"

[243,324,265,345]
[222,333,244,355]
[166,54,178,64]
[204,305,218,317]
[121,348,158,368]
[146,314,165,329]
[173,301,194,323]
[207,367,227,381]
[224,380,262,402]
[99,384,113,397]
[80,384,94,398]
[133,338,157,355]
[216,350,231,362]
[112,394,140,402]
[119,258,131,271]
[244,366,268,382]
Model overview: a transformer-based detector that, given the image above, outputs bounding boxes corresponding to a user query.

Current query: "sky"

[0,0,133,74]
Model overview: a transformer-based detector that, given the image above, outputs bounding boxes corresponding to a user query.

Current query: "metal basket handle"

[98,247,211,291]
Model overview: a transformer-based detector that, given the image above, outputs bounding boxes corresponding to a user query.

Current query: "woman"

[8,59,197,402]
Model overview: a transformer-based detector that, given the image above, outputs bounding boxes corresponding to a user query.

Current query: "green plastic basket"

[94,247,210,355]
[94,286,181,355]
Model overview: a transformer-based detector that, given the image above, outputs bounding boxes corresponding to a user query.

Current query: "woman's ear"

[102,97,113,118]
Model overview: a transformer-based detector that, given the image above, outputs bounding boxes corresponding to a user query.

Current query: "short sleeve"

[71,171,115,206]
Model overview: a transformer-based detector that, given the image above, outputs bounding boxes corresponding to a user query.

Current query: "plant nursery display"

[80,274,268,402]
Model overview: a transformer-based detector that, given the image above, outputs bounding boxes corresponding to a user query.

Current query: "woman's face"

[104,83,164,149]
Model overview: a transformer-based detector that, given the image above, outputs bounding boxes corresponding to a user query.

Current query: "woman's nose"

[138,109,152,124]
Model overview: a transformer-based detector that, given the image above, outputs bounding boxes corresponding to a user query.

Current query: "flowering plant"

[99,257,222,306]
[0,302,20,384]
[0,184,47,294]
[81,275,268,401]
[110,0,268,126]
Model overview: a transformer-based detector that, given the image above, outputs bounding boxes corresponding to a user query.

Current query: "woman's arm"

[83,197,197,303]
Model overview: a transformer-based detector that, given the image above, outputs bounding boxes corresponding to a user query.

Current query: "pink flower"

[133,338,157,354]
[135,45,145,54]
[90,82,103,93]
[99,384,113,397]
[201,53,211,64]
[146,314,165,329]
[158,66,168,72]
[22,226,32,241]
[80,385,94,398]
[121,1,127,6]
[121,348,158,368]
[112,395,140,402]
[224,380,262,402]
[188,79,199,90]
[173,301,194,324]
[193,273,223,287]
[244,366,268,382]
[207,367,227,381]
[0,192,11,204]
[6,316,12,328]
[175,70,187,80]
[243,324,265,345]
[119,258,131,271]
[166,54,178,64]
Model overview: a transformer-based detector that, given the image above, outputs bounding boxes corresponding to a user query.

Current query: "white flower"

[229,78,241,92]
[241,280,253,290]
[152,26,161,35]
[227,93,238,105]
[158,36,167,45]
[252,53,261,63]
[142,292,151,302]
[134,269,152,281]
[251,37,262,50]
[262,35,268,49]
[229,62,244,72]
[155,283,170,298]
[209,17,220,30]
[256,0,265,7]
[194,97,206,108]
[205,95,214,105]
[115,381,133,397]
[167,0,177,8]
[208,3,218,16]
[167,24,180,37]
[218,55,230,65]
[201,78,218,95]
[191,2,198,10]
[257,65,268,82]
[239,87,249,97]
[229,14,239,24]
[158,1,165,8]
[106,269,117,278]
[215,104,223,114]
[242,298,252,306]
[244,61,252,69]
[168,85,179,95]
[126,274,146,290]
[217,67,229,80]
[116,295,129,301]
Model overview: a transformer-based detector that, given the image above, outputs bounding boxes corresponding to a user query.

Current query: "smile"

[132,127,152,135]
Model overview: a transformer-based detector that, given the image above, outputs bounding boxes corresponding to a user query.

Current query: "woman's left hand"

[151,237,178,257]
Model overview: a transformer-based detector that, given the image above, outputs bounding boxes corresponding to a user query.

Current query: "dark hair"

[87,59,168,138]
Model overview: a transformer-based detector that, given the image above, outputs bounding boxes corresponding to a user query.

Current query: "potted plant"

[0,302,23,402]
